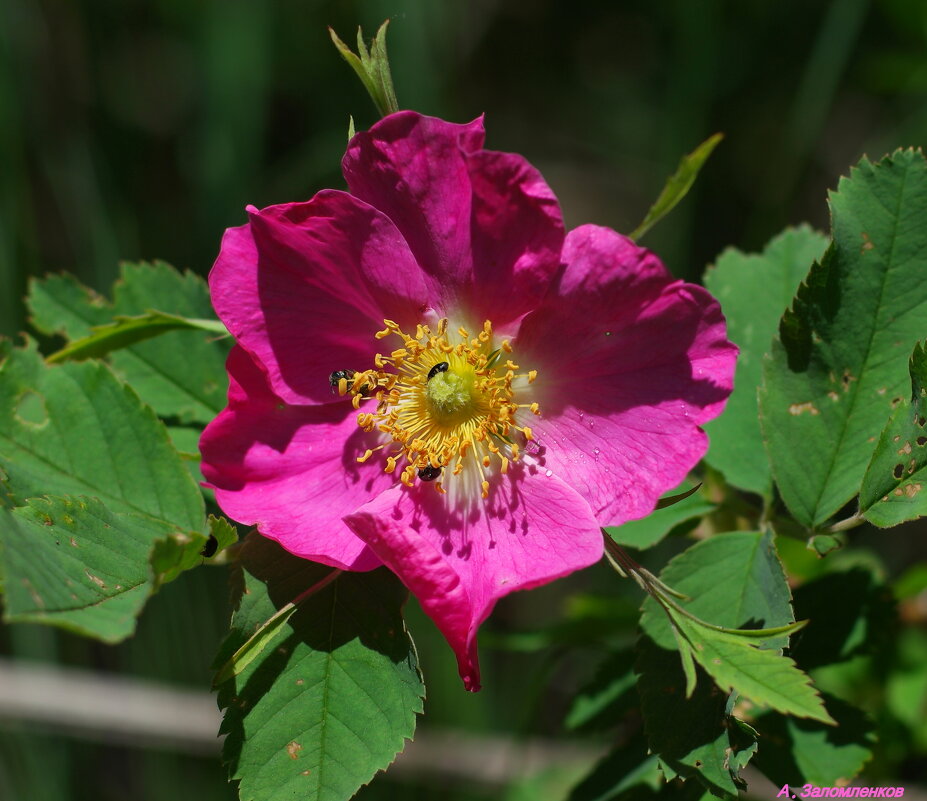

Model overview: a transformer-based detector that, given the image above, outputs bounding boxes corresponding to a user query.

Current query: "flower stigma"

[338,318,541,498]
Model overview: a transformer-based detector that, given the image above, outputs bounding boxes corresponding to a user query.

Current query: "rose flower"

[200,111,737,691]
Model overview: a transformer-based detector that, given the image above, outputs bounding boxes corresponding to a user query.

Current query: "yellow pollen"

[343,317,541,495]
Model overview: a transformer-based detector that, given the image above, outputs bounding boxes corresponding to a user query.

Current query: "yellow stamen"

[342,316,540,496]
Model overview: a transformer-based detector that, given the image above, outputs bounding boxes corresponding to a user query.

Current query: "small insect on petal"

[328,369,355,394]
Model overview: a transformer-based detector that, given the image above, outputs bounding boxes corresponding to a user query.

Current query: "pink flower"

[200,111,737,691]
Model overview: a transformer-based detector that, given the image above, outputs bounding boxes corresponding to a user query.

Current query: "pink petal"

[464,150,564,328]
[343,112,483,298]
[515,225,737,526]
[209,190,430,406]
[343,466,603,691]
[199,347,384,571]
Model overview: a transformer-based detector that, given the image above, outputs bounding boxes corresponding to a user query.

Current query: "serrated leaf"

[759,149,927,527]
[26,272,111,339]
[208,514,239,553]
[703,227,829,496]
[217,534,423,801]
[28,262,231,423]
[674,615,834,724]
[636,531,798,793]
[859,341,927,526]
[3,496,176,641]
[631,133,723,241]
[606,481,715,549]
[46,311,227,364]
[641,531,796,650]
[0,341,204,528]
[635,633,749,797]
[753,693,875,787]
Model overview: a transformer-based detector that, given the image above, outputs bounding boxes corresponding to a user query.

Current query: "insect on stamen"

[427,362,450,381]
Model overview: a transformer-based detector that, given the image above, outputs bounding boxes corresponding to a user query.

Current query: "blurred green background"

[2,0,927,799]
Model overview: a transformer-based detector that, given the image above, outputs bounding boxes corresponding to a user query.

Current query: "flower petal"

[463,150,564,329]
[200,346,384,571]
[209,190,431,406]
[343,112,564,328]
[343,111,484,302]
[343,466,603,690]
[515,225,737,525]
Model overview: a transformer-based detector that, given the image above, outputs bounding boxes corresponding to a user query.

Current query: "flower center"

[337,318,540,497]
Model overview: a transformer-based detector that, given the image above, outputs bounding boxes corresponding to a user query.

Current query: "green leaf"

[759,150,927,527]
[0,341,204,529]
[208,514,239,553]
[641,531,796,649]
[606,481,715,549]
[3,496,176,641]
[672,615,834,724]
[329,21,399,118]
[28,263,231,423]
[26,272,111,340]
[636,531,795,794]
[753,694,875,787]
[859,341,927,526]
[703,227,829,496]
[630,133,723,241]
[217,534,424,801]
[148,515,238,584]
[46,311,227,364]
[636,633,750,797]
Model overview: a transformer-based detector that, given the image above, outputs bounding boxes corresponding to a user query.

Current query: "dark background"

[2,0,926,799]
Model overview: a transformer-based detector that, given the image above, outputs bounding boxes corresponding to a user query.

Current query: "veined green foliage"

[704,226,829,497]
[760,150,927,528]
[28,262,231,424]
[0,341,204,526]
[636,531,825,796]
[216,534,424,801]
[0,342,214,639]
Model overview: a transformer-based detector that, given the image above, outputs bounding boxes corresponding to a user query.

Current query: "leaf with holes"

[216,534,424,801]
[759,150,927,528]
[703,226,829,496]
[28,262,231,423]
[859,341,927,526]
